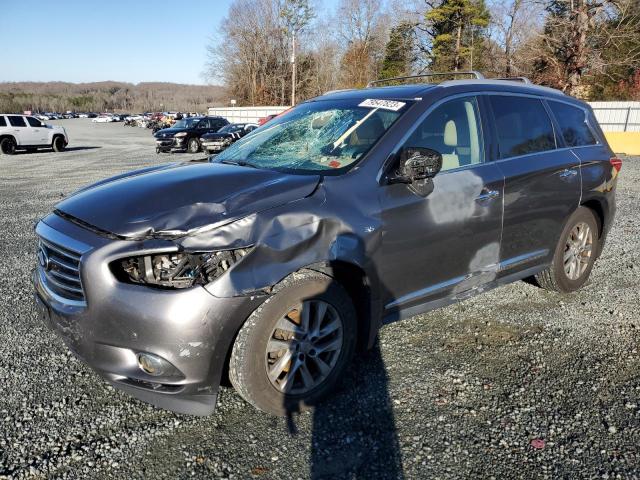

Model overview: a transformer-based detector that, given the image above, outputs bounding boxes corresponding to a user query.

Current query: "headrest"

[444,120,458,147]
[357,115,385,141]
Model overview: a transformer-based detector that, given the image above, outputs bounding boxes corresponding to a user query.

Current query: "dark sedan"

[200,123,259,154]
[154,116,229,153]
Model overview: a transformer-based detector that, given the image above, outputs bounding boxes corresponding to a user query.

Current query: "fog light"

[137,353,169,376]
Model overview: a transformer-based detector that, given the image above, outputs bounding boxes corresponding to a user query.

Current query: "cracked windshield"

[215,99,410,173]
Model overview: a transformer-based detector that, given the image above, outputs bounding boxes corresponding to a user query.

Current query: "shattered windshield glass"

[214,98,411,173]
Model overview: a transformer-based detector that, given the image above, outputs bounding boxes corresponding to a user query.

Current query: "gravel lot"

[0,119,638,479]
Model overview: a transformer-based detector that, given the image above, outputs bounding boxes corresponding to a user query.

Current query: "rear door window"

[8,116,27,127]
[548,101,597,147]
[489,96,556,158]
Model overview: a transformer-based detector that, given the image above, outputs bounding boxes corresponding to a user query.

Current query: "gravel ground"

[0,119,638,479]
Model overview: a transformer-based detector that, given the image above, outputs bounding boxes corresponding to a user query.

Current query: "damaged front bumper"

[33,214,266,415]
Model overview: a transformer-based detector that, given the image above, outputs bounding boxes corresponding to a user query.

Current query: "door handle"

[559,168,578,178]
[475,189,500,202]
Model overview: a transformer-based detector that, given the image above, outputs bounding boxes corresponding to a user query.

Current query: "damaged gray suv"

[34,75,620,416]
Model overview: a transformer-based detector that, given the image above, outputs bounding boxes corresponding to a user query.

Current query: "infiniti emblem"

[37,245,50,270]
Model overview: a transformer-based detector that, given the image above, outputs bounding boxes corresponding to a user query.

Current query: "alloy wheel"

[563,221,593,280]
[265,300,343,395]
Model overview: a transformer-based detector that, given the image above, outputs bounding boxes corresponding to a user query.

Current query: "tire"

[52,136,66,152]
[0,137,16,155]
[534,207,600,293]
[229,270,357,416]
[187,137,199,153]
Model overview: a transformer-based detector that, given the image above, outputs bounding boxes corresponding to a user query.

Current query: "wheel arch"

[51,133,65,143]
[304,261,377,352]
[580,198,605,238]
[219,260,379,387]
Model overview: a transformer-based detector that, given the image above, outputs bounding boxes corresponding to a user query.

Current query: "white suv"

[0,114,69,154]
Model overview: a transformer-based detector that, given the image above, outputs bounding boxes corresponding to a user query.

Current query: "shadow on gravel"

[308,344,403,479]
[11,146,101,154]
[64,146,102,152]
[284,261,404,479]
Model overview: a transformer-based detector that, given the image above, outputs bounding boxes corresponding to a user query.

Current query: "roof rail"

[494,77,532,84]
[367,71,485,88]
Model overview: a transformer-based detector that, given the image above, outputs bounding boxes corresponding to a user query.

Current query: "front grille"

[37,237,85,302]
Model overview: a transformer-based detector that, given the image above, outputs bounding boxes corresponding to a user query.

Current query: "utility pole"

[291,31,296,107]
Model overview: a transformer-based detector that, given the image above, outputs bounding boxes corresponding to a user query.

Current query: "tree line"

[0,81,226,114]
[206,0,640,105]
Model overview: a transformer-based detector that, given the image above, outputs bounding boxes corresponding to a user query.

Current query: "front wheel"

[229,270,357,416]
[534,207,600,293]
[0,137,16,155]
[52,136,66,152]
[187,137,199,153]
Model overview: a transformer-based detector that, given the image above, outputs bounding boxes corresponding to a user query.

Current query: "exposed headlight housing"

[112,248,251,289]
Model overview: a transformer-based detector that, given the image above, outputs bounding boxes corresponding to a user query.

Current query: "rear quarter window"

[489,96,556,158]
[548,101,597,147]
[0,116,6,127]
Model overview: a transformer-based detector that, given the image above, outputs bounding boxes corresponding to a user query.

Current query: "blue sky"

[1,0,339,85]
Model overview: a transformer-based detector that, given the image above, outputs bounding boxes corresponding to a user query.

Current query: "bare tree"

[335,0,389,87]
[488,0,543,77]
[533,0,640,96]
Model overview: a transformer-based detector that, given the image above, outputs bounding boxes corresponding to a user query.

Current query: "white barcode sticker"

[358,99,406,111]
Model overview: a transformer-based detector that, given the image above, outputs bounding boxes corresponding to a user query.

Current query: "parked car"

[154,116,228,153]
[92,115,113,123]
[200,123,258,154]
[0,114,68,154]
[33,76,619,417]
[87,113,98,119]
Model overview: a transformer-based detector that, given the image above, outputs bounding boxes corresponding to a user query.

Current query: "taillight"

[610,157,622,172]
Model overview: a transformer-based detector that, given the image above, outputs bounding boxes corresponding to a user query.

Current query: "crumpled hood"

[55,162,320,238]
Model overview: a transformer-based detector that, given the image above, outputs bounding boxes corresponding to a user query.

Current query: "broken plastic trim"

[112,248,252,290]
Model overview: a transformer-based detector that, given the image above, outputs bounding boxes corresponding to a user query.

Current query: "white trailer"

[207,106,288,124]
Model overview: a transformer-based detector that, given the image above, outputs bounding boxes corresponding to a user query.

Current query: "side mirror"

[401,147,442,180]
[388,147,442,185]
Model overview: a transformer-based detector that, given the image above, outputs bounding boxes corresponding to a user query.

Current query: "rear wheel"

[0,137,16,155]
[187,137,199,153]
[229,270,357,416]
[534,207,600,293]
[52,136,66,152]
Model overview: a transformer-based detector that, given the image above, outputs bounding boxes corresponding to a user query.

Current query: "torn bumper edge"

[33,214,268,416]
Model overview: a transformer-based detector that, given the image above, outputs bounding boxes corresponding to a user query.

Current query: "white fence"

[209,102,640,133]
[207,106,288,124]
[589,101,640,132]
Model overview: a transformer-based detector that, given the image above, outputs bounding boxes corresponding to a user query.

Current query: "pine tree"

[380,22,415,80]
[426,0,490,73]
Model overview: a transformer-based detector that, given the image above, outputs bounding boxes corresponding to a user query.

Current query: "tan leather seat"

[441,120,460,170]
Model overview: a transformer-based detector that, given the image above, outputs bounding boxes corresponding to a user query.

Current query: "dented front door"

[378,163,504,314]
[376,94,504,316]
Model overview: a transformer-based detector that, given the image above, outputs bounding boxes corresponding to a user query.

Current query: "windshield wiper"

[218,159,258,169]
